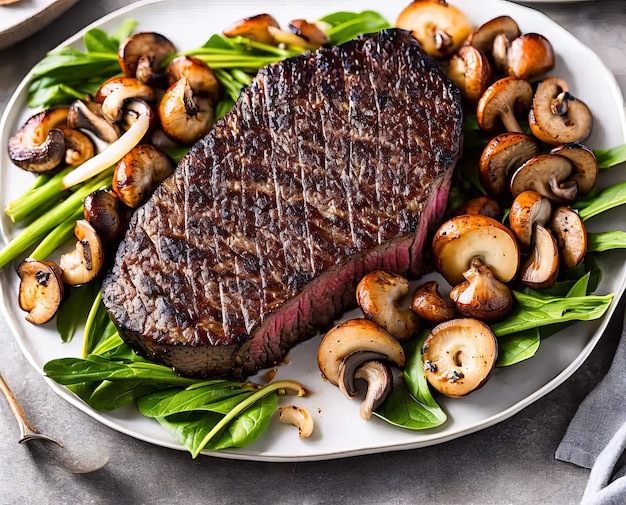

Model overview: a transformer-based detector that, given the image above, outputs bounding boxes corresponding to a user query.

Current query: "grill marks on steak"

[102,29,463,379]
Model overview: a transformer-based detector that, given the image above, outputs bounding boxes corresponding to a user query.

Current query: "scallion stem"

[29,206,84,260]
[0,167,113,269]
[5,166,74,224]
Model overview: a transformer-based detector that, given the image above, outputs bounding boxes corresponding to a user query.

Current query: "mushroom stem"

[61,113,151,189]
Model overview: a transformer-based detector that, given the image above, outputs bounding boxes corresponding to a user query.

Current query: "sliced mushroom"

[410,281,457,324]
[447,45,492,103]
[288,19,330,47]
[520,223,559,289]
[478,132,539,197]
[432,214,520,286]
[476,76,533,135]
[67,99,121,144]
[356,270,420,341]
[222,13,281,45]
[278,406,314,438]
[83,189,127,242]
[62,100,153,189]
[166,55,219,100]
[466,15,521,62]
[509,153,579,203]
[456,196,502,220]
[422,318,498,397]
[95,76,156,123]
[59,220,104,286]
[8,108,68,173]
[395,0,473,58]
[118,32,176,86]
[317,318,405,387]
[549,206,587,270]
[158,76,213,145]
[339,356,393,420]
[508,190,552,250]
[113,144,174,208]
[17,259,64,324]
[267,25,320,50]
[59,127,95,166]
[550,142,598,197]
[449,258,513,321]
[528,77,593,146]
[505,33,555,80]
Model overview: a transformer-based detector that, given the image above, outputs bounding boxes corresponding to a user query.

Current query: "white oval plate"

[1,0,625,462]
[0,0,80,50]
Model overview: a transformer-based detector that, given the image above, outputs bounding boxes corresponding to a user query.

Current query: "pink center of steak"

[102,30,463,379]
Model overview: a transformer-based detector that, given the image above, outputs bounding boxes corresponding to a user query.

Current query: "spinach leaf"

[375,335,446,429]
[575,180,626,221]
[44,355,201,386]
[208,393,278,450]
[319,11,391,45]
[56,282,99,343]
[496,329,540,367]
[137,382,251,417]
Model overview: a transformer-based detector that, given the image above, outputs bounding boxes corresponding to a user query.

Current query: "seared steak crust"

[102,30,463,379]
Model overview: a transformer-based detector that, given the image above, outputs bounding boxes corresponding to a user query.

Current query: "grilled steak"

[102,29,463,379]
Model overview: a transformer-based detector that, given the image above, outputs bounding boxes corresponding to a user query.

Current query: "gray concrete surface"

[0,1,625,503]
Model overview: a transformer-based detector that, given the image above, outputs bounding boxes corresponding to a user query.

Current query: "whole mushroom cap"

[432,214,520,286]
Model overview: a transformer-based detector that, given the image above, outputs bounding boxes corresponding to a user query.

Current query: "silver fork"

[0,371,63,447]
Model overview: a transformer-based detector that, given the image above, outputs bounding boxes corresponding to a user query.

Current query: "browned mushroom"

[166,55,220,101]
[505,33,555,80]
[549,206,587,270]
[356,270,420,341]
[449,258,514,321]
[95,76,155,123]
[422,318,498,397]
[8,108,68,173]
[478,132,539,196]
[395,0,473,58]
[338,357,394,420]
[17,259,64,324]
[550,142,598,197]
[509,154,579,203]
[466,15,521,64]
[520,223,559,289]
[62,100,153,189]
[317,318,405,387]
[528,77,593,146]
[83,189,128,242]
[432,214,520,286]
[158,76,213,145]
[508,190,552,250]
[456,196,502,220]
[67,99,121,144]
[118,32,176,86]
[288,19,330,47]
[59,220,105,285]
[112,144,174,208]
[410,281,457,324]
[278,406,314,438]
[59,127,95,166]
[476,76,533,135]
[222,13,281,45]
[447,45,492,103]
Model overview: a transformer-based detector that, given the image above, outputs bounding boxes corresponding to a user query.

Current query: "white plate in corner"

[1,0,625,462]
[0,0,80,50]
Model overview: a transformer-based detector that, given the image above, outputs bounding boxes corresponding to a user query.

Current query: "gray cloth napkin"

[556,309,626,503]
